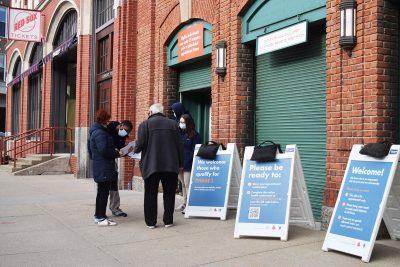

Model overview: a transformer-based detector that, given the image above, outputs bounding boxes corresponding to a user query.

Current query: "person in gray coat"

[134,103,183,228]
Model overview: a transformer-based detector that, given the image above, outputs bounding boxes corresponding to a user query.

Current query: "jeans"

[144,172,178,226]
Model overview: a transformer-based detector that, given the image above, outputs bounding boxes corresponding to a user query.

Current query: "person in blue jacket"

[175,114,201,213]
[88,109,121,226]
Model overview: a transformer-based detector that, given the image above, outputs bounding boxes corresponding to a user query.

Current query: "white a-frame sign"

[383,163,400,240]
[322,144,400,262]
[234,145,315,241]
[185,143,241,220]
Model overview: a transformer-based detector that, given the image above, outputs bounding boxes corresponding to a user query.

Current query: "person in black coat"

[134,103,183,228]
[106,120,133,217]
[88,109,120,226]
[175,114,201,213]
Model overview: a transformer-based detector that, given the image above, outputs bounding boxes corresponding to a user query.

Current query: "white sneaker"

[97,218,117,226]
[164,224,174,228]
[175,204,186,212]
[146,225,156,229]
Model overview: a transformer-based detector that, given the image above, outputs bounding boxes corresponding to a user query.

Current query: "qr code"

[248,207,260,220]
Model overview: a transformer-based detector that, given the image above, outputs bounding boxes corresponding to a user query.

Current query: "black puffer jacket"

[88,122,120,183]
[134,113,183,179]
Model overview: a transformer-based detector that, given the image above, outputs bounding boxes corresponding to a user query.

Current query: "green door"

[179,60,211,143]
[255,24,326,220]
[181,90,211,143]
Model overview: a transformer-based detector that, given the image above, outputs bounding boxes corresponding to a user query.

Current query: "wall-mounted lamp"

[340,0,357,49]
[216,40,227,78]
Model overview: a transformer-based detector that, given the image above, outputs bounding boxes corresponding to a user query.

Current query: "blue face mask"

[118,129,128,137]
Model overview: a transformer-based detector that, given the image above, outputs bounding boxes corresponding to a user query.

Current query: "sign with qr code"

[234,145,315,241]
[322,144,400,263]
[185,143,242,220]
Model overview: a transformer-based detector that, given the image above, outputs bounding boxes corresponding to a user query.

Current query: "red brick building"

[5,0,400,226]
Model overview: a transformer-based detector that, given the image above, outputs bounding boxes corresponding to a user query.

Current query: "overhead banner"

[257,21,308,56]
[7,36,76,87]
[234,145,315,241]
[178,23,204,63]
[322,144,400,262]
[185,143,241,220]
[8,8,41,42]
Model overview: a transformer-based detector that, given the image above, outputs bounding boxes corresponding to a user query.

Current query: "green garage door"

[179,59,212,143]
[256,24,326,220]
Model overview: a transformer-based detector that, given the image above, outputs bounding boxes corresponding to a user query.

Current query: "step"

[0,164,14,172]
[16,158,42,165]
[26,154,52,161]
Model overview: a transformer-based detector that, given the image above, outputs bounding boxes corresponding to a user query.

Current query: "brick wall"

[324,0,400,208]
[111,1,139,188]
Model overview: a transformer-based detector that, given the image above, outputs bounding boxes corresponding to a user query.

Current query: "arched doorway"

[28,43,43,132]
[166,20,213,143]
[11,57,22,135]
[51,9,77,153]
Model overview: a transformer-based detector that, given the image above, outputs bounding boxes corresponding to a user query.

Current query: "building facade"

[5,0,92,175]
[4,0,400,226]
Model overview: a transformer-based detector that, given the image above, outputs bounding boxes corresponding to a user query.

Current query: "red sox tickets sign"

[8,8,41,42]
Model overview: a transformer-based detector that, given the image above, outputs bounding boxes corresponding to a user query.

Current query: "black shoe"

[112,210,128,217]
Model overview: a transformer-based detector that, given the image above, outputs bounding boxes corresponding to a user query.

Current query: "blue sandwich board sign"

[322,144,400,262]
[234,145,315,241]
[185,143,241,220]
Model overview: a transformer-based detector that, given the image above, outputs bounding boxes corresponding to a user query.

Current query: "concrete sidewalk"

[0,171,398,267]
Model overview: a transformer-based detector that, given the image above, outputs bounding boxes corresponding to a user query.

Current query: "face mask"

[179,123,186,130]
[173,111,177,118]
[118,129,128,137]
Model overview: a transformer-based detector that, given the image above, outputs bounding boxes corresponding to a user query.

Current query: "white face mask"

[173,111,177,118]
[179,122,186,130]
[118,129,128,137]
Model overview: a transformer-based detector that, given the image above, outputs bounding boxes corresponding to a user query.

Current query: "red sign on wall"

[178,24,204,63]
[8,8,42,42]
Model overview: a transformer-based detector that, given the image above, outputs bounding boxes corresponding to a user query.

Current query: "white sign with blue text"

[322,144,400,262]
[185,143,241,220]
[234,145,315,241]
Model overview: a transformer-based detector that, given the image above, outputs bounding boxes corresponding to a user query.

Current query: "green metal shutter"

[256,25,326,220]
[179,60,211,92]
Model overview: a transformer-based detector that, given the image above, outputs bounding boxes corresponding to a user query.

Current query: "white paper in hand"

[120,141,135,156]
[128,151,141,160]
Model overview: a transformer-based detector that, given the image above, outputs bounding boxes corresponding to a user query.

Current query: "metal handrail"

[0,127,74,169]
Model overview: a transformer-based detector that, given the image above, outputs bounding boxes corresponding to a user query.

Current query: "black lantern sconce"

[340,0,357,50]
[216,40,227,78]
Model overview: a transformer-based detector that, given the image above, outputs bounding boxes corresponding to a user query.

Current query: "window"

[0,54,5,82]
[98,36,109,73]
[11,58,21,135]
[28,73,41,130]
[96,0,114,29]
[53,10,77,47]
[28,44,42,131]
[0,6,6,38]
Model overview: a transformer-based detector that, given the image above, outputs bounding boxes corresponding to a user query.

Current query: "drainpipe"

[88,0,97,178]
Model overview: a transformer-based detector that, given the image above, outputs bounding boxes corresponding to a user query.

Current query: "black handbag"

[359,141,391,159]
[197,141,226,160]
[251,141,283,162]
